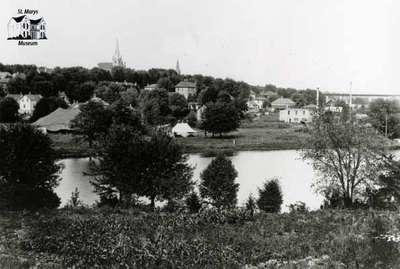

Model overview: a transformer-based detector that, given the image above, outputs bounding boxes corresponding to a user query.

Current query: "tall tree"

[71,100,112,147]
[0,124,61,209]
[201,101,241,136]
[110,100,143,131]
[301,111,387,208]
[257,179,283,213]
[0,97,19,123]
[93,127,193,209]
[169,92,189,119]
[200,155,239,208]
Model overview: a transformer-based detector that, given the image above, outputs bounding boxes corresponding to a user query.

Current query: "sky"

[1,0,399,94]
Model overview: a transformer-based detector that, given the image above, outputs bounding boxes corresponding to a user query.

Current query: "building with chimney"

[175,80,197,99]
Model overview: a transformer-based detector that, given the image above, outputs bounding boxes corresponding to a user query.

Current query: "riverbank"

[50,118,309,158]
[1,208,400,268]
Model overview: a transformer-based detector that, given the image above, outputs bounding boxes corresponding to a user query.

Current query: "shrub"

[185,192,202,213]
[257,178,283,213]
[66,187,82,208]
[245,194,257,216]
[200,154,239,208]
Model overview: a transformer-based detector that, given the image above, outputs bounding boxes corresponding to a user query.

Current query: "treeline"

[1,63,322,106]
[0,63,254,102]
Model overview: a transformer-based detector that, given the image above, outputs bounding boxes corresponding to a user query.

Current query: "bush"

[257,178,283,213]
[200,154,239,208]
[185,192,202,213]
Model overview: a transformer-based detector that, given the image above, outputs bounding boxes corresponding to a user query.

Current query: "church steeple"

[112,39,125,67]
[176,60,181,75]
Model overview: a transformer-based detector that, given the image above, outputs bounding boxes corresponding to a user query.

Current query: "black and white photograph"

[1,1,400,268]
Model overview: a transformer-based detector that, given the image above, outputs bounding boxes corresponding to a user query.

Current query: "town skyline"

[1,0,399,94]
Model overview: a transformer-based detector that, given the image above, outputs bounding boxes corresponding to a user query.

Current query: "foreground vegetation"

[2,208,400,268]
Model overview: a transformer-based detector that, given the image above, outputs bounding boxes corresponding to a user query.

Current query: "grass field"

[49,113,309,158]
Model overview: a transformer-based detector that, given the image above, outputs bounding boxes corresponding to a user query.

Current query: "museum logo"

[7,9,47,46]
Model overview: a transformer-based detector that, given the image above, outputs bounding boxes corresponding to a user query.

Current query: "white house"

[144,84,160,91]
[172,122,197,137]
[7,15,46,40]
[175,81,197,99]
[279,108,314,123]
[246,100,262,113]
[6,93,42,115]
[271,97,296,110]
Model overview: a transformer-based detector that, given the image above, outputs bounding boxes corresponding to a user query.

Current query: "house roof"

[145,83,159,89]
[33,107,81,132]
[30,18,43,25]
[25,94,42,102]
[271,97,295,106]
[303,104,318,109]
[176,81,196,88]
[172,123,196,134]
[261,91,277,96]
[12,15,26,23]
[6,93,42,103]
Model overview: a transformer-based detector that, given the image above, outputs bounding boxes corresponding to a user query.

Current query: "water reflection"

[56,150,323,210]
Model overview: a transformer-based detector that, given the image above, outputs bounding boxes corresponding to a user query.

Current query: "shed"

[171,123,197,137]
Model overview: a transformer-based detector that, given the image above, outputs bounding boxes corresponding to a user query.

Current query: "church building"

[98,39,126,71]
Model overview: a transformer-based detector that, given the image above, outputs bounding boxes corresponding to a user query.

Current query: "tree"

[0,124,61,209]
[198,87,218,105]
[94,82,126,104]
[93,127,193,210]
[245,194,257,216]
[110,100,143,131]
[200,155,239,208]
[368,99,400,139]
[30,97,68,122]
[140,89,171,125]
[141,131,193,209]
[119,87,138,107]
[369,157,400,210]
[257,179,283,213]
[186,111,197,128]
[185,192,202,213]
[169,92,189,119]
[111,66,126,82]
[201,101,241,136]
[71,100,112,147]
[301,111,387,208]
[0,97,19,123]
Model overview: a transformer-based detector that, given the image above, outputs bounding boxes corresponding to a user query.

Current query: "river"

[56,150,325,210]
